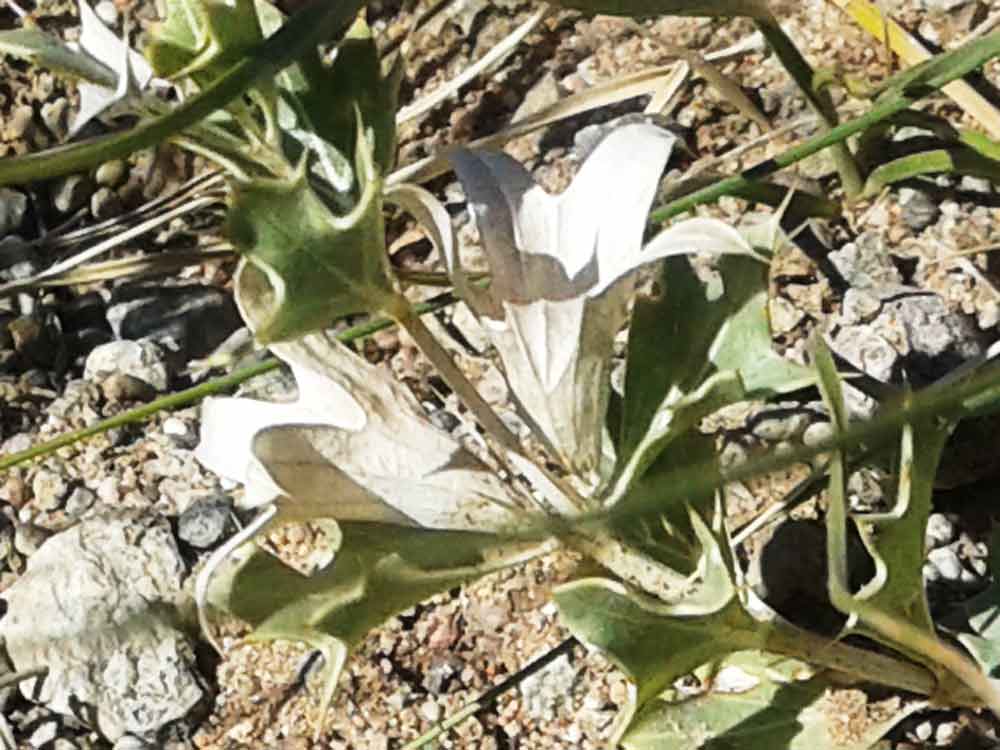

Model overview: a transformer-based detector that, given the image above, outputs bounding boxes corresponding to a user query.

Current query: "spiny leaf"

[146,0,264,86]
[622,651,920,750]
[226,137,394,343]
[210,522,544,734]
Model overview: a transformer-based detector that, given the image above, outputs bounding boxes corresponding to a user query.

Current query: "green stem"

[762,618,949,701]
[0,0,364,187]
[0,293,460,473]
[754,17,864,198]
[650,30,1000,223]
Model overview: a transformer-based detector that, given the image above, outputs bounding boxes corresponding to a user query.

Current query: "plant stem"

[754,16,864,198]
[0,293,461,473]
[402,638,578,750]
[390,298,591,514]
[0,0,365,186]
[650,30,1000,223]
[762,618,948,701]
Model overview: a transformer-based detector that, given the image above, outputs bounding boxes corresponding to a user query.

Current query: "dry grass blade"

[44,171,226,249]
[396,6,547,124]
[621,18,770,130]
[0,194,225,298]
[389,64,684,186]
[19,248,234,288]
[826,0,1000,139]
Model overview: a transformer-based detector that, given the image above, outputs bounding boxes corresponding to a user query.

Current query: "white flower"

[447,123,754,478]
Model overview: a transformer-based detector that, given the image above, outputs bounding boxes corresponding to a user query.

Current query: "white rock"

[84,340,169,392]
[0,513,205,741]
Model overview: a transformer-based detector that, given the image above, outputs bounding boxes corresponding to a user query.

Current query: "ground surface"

[2,0,1000,748]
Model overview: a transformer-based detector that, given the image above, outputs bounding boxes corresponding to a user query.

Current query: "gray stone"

[106,283,241,363]
[828,232,902,289]
[928,546,963,581]
[177,496,231,549]
[0,513,207,742]
[0,188,27,237]
[84,340,169,391]
[829,326,898,382]
[899,188,940,232]
[518,653,578,721]
[65,487,97,518]
[53,175,92,214]
[923,560,942,583]
[925,513,956,549]
[920,0,971,11]
[31,469,69,511]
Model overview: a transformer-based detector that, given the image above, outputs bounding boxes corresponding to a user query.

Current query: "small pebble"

[95,160,126,188]
[914,720,933,742]
[162,417,197,449]
[428,409,460,433]
[39,98,68,139]
[14,523,49,557]
[177,496,232,549]
[52,175,91,214]
[31,469,69,511]
[90,187,122,219]
[923,561,942,583]
[27,717,58,748]
[419,699,441,723]
[928,546,963,582]
[802,420,833,447]
[0,188,27,237]
[64,486,96,517]
[925,513,956,549]
[935,721,958,744]
[101,373,157,402]
[94,0,119,25]
[751,412,811,442]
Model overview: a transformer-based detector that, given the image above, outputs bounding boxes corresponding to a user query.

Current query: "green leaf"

[815,340,948,637]
[555,578,759,710]
[622,651,919,750]
[301,17,402,175]
[226,140,394,343]
[862,145,1000,197]
[611,255,812,502]
[0,0,364,187]
[146,0,264,86]
[211,522,540,731]
[0,28,117,87]
[610,430,719,575]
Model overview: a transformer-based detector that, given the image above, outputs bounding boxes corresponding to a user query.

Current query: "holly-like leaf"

[210,522,545,735]
[622,651,920,750]
[146,0,264,87]
[226,133,395,343]
[555,508,756,724]
[815,343,948,636]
